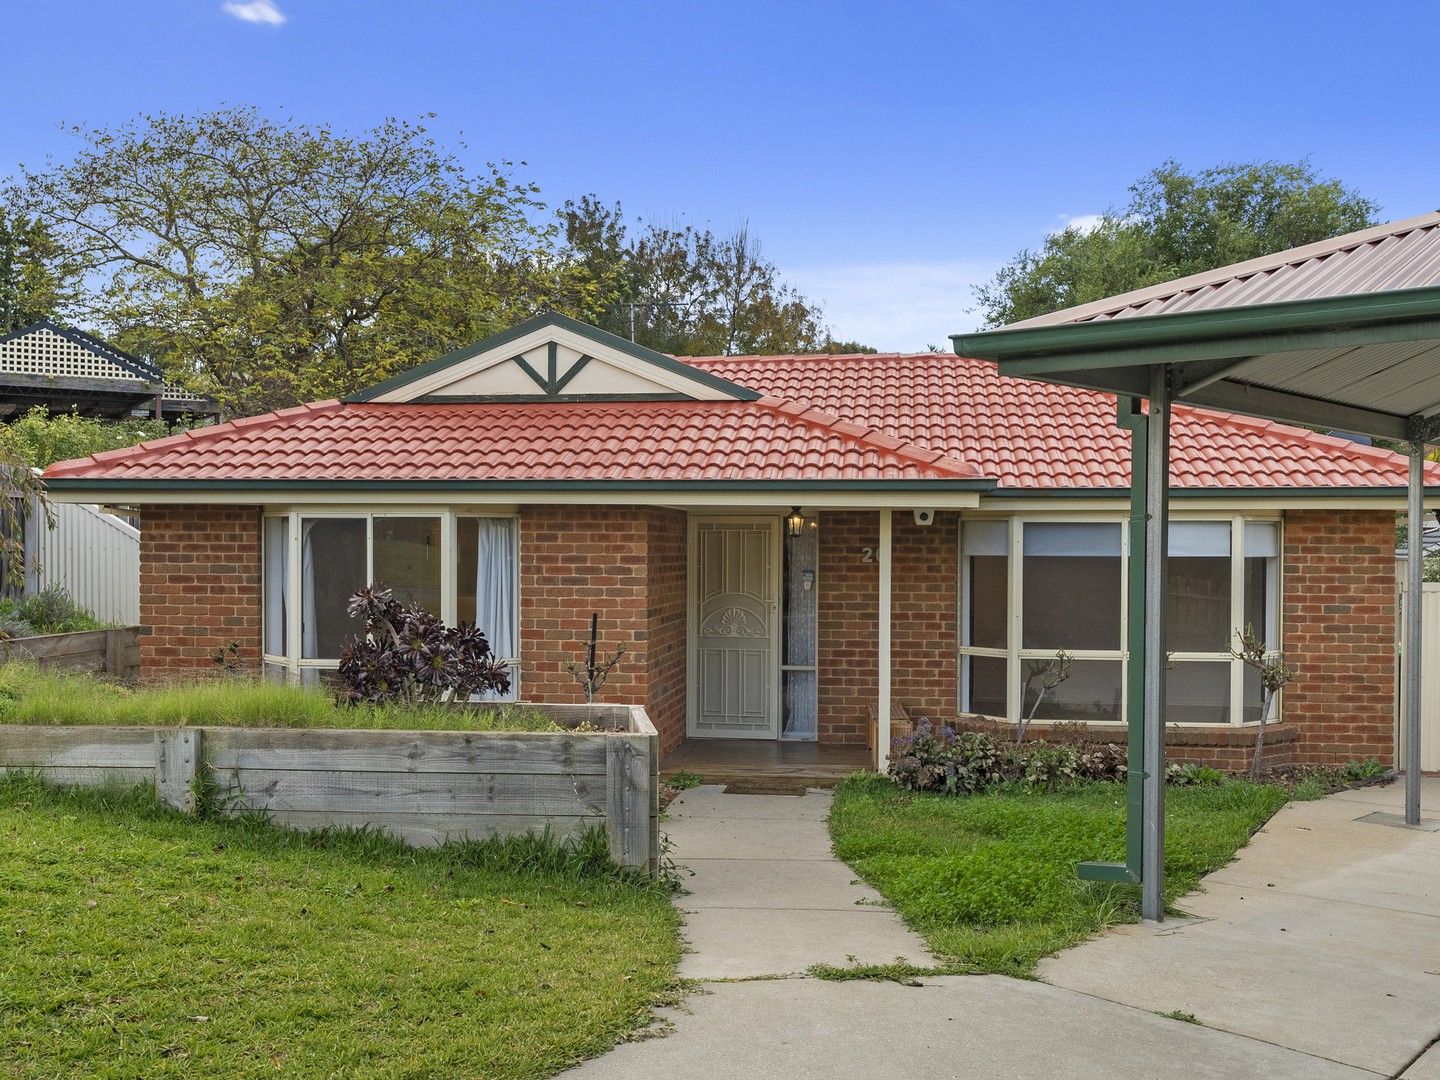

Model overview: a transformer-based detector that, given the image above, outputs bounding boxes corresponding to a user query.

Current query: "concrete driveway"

[1041,777,1440,1078]
[567,779,1440,1079]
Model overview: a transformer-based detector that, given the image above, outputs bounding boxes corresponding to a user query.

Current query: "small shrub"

[336,585,509,706]
[0,613,35,640]
[1074,742,1127,782]
[1022,743,1079,791]
[1165,762,1226,787]
[0,585,106,635]
[889,723,1012,794]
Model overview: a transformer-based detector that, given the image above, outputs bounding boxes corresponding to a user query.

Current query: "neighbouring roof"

[1007,210,1440,327]
[0,320,215,419]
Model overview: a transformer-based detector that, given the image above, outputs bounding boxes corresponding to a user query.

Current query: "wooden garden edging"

[0,703,661,874]
[0,627,140,680]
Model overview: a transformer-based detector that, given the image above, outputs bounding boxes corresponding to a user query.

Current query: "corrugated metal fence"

[1397,575,1440,773]
[24,501,139,625]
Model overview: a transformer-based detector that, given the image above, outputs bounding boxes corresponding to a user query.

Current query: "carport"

[954,212,1440,921]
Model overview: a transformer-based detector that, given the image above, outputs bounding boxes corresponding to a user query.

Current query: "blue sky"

[4,1,1438,349]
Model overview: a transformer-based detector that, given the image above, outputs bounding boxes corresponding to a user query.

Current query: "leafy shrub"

[0,585,106,636]
[0,613,35,640]
[337,585,510,706]
[1075,742,1127,782]
[1165,762,1226,787]
[890,722,1014,794]
[1022,743,1079,790]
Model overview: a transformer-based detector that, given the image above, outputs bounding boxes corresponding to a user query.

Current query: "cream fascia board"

[974,494,1429,513]
[366,323,737,402]
[60,488,985,509]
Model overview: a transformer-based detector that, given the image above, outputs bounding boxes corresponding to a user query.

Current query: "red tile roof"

[43,351,1435,491]
[688,353,1439,490]
[44,396,981,483]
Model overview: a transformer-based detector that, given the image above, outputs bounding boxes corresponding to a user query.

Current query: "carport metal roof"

[952,212,1440,921]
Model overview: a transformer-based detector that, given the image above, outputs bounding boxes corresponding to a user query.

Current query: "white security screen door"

[691,519,779,738]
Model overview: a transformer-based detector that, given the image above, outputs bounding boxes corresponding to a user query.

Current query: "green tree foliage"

[560,196,828,355]
[0,407,171,469]
[976,159,1380,327]
[0,205,78,332]
[13,108,571,413]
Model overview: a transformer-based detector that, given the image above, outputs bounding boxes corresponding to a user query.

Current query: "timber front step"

[661,739,872,789]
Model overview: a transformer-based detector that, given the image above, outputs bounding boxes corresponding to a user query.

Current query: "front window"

[264,511,519,696]
[958,516,1281,726]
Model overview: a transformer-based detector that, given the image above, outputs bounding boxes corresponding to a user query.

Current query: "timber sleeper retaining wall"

[0,703,660,874]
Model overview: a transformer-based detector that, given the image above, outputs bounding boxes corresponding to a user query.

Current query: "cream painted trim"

[369,323,738,402]
[67,489,985,509]
[976,496,1429,513]
[686,514,783,741]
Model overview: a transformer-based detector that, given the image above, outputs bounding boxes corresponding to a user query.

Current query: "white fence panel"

[25,501,140,625]
[1396,574,1440,773]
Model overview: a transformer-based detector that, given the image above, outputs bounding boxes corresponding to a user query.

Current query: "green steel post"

[1078,395,1147,885]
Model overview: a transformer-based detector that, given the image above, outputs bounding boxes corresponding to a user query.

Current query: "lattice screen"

[0,326,150,381]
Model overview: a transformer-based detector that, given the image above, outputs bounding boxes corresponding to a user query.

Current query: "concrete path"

[1040,778,1440,1078]
[566,779,1439,1079]
[664,785,932,979]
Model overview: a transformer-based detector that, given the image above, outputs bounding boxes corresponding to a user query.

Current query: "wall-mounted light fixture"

[786,507,805,537]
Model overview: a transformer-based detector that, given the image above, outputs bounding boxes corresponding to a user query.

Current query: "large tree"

[976,159,1380,327]
[0,205,77,333]
[560,197,828,355]
[13,109,568,412]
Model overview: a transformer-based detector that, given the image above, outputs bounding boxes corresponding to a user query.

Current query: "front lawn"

[829,774,1287,976]
[0,776,681,1079]
[0,663,559,732]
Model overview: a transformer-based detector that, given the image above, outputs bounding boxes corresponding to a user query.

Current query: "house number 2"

[861,547,878,564]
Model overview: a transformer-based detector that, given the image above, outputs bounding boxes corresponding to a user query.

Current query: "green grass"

[0,663,560,732]
[0,775,681,1078]
[828,774,1288,977]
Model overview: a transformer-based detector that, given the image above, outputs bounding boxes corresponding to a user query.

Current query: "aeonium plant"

[336,585,510,705]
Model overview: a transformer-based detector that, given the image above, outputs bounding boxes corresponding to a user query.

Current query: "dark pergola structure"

[954,212,1440,921]
[0,320,215,422]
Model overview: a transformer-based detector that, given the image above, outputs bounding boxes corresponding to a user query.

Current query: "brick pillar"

[1282,509,1397,766]
[139,505,262,676]
[518,506,688,755]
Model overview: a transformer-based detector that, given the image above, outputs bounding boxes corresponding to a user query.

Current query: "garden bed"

[0,666,661,872]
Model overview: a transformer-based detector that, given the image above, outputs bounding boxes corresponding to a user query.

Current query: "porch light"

[786,507,805,537]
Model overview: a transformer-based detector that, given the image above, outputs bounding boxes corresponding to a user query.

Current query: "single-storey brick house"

[44,310,1432,772]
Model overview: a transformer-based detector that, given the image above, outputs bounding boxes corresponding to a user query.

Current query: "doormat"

[722,779,811,796]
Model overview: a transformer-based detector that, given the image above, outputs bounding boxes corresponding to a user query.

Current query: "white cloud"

[221,0,286,25]
[1062,213,1104,234]
[787,260,1000,352]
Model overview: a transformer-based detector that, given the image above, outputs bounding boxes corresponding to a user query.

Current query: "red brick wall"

[518,506,688,754]
[1282,509,1397,766]
[520,506,650,706]
[818,511,877,746]
[139,505,262,675]
[645,510,689,756]
[893,512,959,718]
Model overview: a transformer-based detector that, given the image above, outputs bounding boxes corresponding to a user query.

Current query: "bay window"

[263,511,519,695]
[958,516,1281,726]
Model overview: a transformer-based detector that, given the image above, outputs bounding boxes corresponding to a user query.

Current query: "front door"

[690,518,779,738]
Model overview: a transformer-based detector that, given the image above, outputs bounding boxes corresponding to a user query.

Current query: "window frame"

[261,509,520,690]
[957,513,1283,727]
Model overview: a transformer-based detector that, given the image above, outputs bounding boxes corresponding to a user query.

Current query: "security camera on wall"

[913,509,935,527]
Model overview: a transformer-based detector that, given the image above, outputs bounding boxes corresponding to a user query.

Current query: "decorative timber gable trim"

[347,312,761,404]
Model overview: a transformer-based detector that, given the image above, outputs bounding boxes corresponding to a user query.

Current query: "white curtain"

[474,518,516,660]
[263,517,288,656]
[300,520,317,658]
